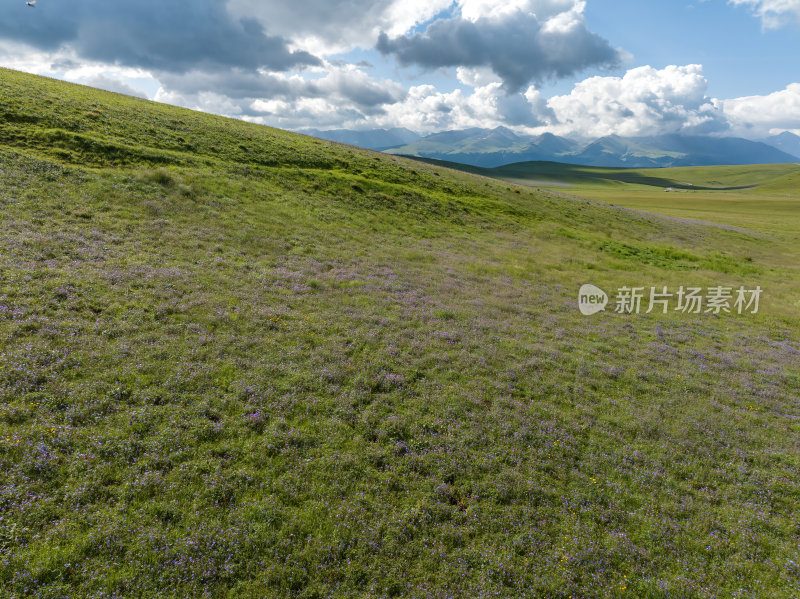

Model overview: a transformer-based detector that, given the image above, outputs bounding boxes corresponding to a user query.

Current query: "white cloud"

[226,0,452,55]
[226,0,585,56]
[0,40,158,99]
[0,40,75,77]
[378,0,621,92]
[154,89,246,119]
[365,82,551,132]
[383,0,455,36]
[523,86,556,124]
[3,28,798,142]
[456,66,502,87]
[152,66,407,129]
[723,83,800,136]
[155,64,404,106]
[544,64,726,137]
[376,85,495,132]
[144,57,800,140]
[459,0,579,22]
[83,75,148,99]
[237,80,549,133]
[244,85,478,132]
[250,99,291,114]
[729,0,800,28]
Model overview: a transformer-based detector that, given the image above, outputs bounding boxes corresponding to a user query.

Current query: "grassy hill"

[423,159,800,238]
[1,68,799,598]
[419,159,800,191]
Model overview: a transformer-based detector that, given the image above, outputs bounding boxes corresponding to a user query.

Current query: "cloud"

[723,83,800,136]
[3,4,797,144]
[226,0,453,55]
[323,69,407,107]
[84,75,148,99]
[544,64,726,137]
[157,70,297,100]
[728,0,800,28]
[152,66,407,129]
[0,40,159,98]
[157,76,549,133]
[0,0,620,134]
[456,66,502,87]
[362,82,552,132]
[158,66,405,107]
[377,0,622,92]
[458,0,580,22]
[0,0,320,74]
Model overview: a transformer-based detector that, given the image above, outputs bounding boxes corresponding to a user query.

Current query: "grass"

[429,160,800,237]
[1,67,799,598]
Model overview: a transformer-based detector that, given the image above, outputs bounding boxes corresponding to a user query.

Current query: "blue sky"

[583,0,800,98]
[1,0,798,138]
[333,0,800,98]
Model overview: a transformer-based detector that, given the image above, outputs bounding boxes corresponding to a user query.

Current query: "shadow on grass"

[408,157,761,190]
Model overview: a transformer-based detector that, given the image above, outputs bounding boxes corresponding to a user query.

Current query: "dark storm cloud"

[1,0,320,73]
[377,12,622,92]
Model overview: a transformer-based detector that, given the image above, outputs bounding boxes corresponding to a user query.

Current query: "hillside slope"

[1,68,799,598]
[420,158,800,238]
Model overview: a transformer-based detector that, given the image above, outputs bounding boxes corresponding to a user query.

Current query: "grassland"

[432,160,800,238]
[1,68,799,598]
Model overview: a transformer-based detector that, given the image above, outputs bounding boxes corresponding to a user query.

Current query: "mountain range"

[763,131,800,160]
[303,126,800,168]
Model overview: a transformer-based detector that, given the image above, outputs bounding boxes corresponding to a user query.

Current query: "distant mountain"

[763,131,800,159]
[383,127,580,168]
[569,135,681,168]
[299,126,799,167]
[301,128,422,151]
[533,132,581,156]
[642,134,798,167]
[383,128,798,168]
[568,134,798,168]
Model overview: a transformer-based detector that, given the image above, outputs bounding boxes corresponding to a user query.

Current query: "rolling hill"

[1,68,799,598]
[429,159,800,191]
[418,158,800,239]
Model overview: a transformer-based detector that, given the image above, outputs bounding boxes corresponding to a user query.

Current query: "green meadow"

[1,68,799,598]
[439,159,800,237]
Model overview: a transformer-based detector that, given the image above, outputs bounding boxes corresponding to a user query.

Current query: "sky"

[1,0,799,138]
